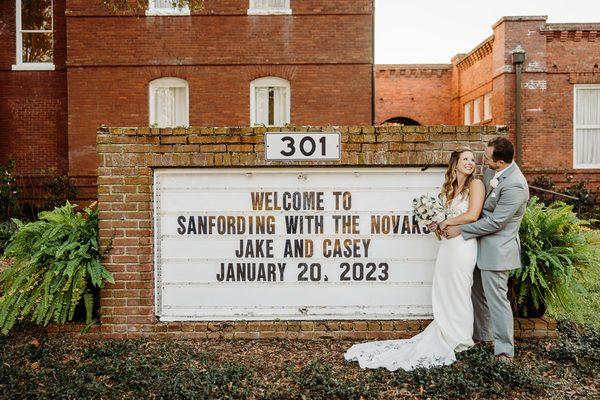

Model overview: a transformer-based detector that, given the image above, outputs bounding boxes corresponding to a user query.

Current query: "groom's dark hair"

[488,137,514,163]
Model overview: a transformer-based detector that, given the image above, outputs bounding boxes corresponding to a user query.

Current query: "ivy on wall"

[97,0,205,13]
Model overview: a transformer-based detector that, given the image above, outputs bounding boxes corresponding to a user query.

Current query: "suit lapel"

[485,162,516,201]
[484,169,496,200]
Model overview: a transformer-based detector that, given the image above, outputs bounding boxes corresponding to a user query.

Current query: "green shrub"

[0,203,114,334]
[42,175,78,212]
[510,197,600,316]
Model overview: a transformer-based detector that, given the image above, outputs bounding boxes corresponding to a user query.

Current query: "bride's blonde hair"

[440,147,475,206]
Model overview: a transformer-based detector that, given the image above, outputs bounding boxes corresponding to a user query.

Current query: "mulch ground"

[0,322,598,399]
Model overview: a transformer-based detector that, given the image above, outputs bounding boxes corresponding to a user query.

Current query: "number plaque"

[265,132,341,161]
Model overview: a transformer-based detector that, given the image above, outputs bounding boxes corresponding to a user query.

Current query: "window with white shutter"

[149,78,189,128]
[574,85,600,168]
[483,92,492,121]
[248,0,291,15]
[464,102,471,126]
[13,0,54,70]
[250,77,290,126]
[473,97,482,124]
[146,0,190,16]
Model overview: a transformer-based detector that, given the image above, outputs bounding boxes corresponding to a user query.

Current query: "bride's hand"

[439,220,449,231]
[428,222,438,231]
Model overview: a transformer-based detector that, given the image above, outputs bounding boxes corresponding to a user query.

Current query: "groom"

[445,137,529,360]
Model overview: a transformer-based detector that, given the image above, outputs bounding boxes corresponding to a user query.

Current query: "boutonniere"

[490,178,499,189]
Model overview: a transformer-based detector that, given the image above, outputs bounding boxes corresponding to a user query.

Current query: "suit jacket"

[460,163,529,271]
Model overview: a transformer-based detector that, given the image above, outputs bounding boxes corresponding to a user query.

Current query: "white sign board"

[265,132,340,160]
[154,168,444,321]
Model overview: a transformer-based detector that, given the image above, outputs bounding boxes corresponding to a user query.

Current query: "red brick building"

[2,7,599,200]
[376,16,600,196]
[1,0,374,200]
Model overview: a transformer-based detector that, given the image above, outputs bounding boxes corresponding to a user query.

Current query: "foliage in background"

[561,176,598,224]
[530,174,599,228]
[0,161,21,222]
[97,0,205,13]
[510,197,599,317]
[0,203,113,334]
[42,176,77,211]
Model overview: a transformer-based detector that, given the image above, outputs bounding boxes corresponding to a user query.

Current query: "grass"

[0,322,598,399]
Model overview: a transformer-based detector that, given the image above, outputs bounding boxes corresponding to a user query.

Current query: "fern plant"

[510,197,599,317]
[0,203,114,334]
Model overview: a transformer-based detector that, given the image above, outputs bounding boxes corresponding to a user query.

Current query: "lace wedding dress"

[344,195,477,371]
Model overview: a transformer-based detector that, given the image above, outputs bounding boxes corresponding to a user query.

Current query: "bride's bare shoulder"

[469,179,485,192]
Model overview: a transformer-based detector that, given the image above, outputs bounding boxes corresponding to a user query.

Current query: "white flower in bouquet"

[411,195,446,239]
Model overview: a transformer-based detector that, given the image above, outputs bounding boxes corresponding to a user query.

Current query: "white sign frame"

[153,168,445,321]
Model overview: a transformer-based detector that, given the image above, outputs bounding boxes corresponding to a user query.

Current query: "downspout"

[511,46,526,165]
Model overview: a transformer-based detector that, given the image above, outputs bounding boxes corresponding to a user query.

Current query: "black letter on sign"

[177,216,186,235]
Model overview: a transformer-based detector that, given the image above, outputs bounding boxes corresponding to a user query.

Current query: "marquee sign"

[154,168,444,321]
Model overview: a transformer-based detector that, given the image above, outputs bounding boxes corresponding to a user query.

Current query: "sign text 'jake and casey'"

[174,191,432,283]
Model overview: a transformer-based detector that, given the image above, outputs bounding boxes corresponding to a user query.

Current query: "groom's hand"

[444,225,461,239]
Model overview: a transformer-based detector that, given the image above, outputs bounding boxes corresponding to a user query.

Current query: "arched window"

[383,117,420,126]
[148,77,189,128]
[250,77,290,126]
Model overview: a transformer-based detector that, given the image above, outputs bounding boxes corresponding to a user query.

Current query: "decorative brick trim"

[47,317,558,340]
[375,65,452,79]
[569,72,600,84]
[456,36,494,71]
[542,29,599,42]
[94,125,507,339]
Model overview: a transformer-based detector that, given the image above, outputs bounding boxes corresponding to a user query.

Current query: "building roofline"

[492,15,548,29]
[454,35,494,70]
[542,23,600,31]
[375,64,452,70]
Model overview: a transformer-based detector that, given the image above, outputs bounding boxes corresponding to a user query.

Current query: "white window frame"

[573,84,600,169]
[148,77,190,128]
[146,0,190,16]
[250,76,291,127]
[12,0,55,71]
[463,102,471,125]
[473,97,482,124]
[247,0,292,15]
[483,92,492,121]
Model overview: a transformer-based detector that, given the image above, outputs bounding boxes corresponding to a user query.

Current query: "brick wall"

[375,65,452,125]
[66,0,374,201]
[94,124,505,338]
[0,0,68,196]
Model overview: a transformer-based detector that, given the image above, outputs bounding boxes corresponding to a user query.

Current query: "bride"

[344,148,485,371]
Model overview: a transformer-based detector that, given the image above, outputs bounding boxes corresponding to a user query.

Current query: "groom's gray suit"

[460,162,529,356]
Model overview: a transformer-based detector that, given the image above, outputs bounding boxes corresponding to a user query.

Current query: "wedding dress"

[344,195,477,371]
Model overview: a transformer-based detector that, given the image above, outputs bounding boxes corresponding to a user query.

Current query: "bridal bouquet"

[412,195,446,239]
